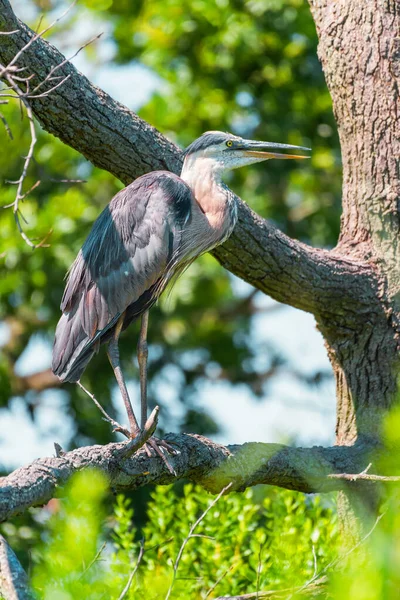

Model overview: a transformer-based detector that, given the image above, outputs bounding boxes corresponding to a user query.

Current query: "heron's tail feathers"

[52,312,98,383]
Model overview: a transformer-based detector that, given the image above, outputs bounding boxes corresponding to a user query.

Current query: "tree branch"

[0,434,376,523]
[0,0,377,317]
[12,367,61,394]
[0,535,33,599]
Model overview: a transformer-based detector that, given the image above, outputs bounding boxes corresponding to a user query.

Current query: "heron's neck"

[180,156,233,225]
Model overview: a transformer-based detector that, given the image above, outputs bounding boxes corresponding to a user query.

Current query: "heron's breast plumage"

[178,178,238,262]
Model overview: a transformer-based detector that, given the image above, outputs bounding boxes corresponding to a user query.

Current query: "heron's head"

[183,131,310,175]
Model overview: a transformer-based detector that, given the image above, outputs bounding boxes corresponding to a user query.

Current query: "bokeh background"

[0,0,342,472]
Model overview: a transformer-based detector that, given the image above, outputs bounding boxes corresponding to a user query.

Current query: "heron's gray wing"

[53,172,192,380]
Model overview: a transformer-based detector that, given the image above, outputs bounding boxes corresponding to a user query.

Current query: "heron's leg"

[136,311,178,473]
[137,310,149,429]
[107,315,140,435]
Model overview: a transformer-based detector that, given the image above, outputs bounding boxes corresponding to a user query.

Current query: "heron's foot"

[117,407,178,476]
[144,436,180,457]
[143,436,178,476]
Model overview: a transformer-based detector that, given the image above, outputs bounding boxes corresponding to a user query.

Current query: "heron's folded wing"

[60,172,192,342]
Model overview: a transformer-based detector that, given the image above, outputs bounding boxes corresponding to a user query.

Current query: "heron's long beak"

[237,139,311,160]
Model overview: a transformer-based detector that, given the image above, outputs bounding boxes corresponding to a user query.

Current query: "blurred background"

[0,0,342,472]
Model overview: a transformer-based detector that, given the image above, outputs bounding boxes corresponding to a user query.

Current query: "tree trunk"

[308,0,400,537]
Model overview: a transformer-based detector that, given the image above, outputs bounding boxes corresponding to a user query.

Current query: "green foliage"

[329,496,400,600]
[326,406,400,600]
[327,487,400,600]
[26,467,400,600]
[29,470,338,599]
[116,484,338,598]
[31,470,113,599]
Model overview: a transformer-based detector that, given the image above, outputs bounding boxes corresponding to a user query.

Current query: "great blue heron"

[52,131,309,470]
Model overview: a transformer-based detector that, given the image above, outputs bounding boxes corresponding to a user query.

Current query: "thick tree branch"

[0,434,376,523]
[214,201,377,317]
[0,535,32,599]
[0,0,377,318]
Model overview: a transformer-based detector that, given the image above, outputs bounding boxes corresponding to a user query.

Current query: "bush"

[30,471,338,599]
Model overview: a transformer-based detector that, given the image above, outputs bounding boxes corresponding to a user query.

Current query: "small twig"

[328,462,400,482]
[330,472,400,482]
[0,73,45,248]
[49,178,87,183]
[256,541,265,599]
[0,13,101,249]
[19,179,41,201]
[54,442,65,458]
[8,79,37,209]
[0,30,19,36]
[204,564,236,599]
[311,545,317,580]
[79,541,107,579]
[118,540,145,600]
[165,482,233,600]
[0,110,13,139]
[0,1,77,79]
[0,75,71,100]
[10,73,35,83]
[25,74,71,99]
[14,209,52,249]
[5,179,41,204]
[28,33,102,98]
[35,15,44,35]
[77,380,130,439]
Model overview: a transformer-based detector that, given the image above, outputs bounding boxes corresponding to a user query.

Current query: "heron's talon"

[160,439,180,454]
[156,439,180,456]
[144,436,177,475]
[144,443,154,458]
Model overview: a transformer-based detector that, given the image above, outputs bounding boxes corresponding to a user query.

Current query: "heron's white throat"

[181,154,237,237]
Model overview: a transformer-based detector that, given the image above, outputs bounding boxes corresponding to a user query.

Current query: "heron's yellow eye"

[226,140,233,147]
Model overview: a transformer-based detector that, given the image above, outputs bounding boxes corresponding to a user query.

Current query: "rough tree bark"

[307,0,400,540]
[0,436,375,523]
[308,0,400,451]
[0,0,399,543]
